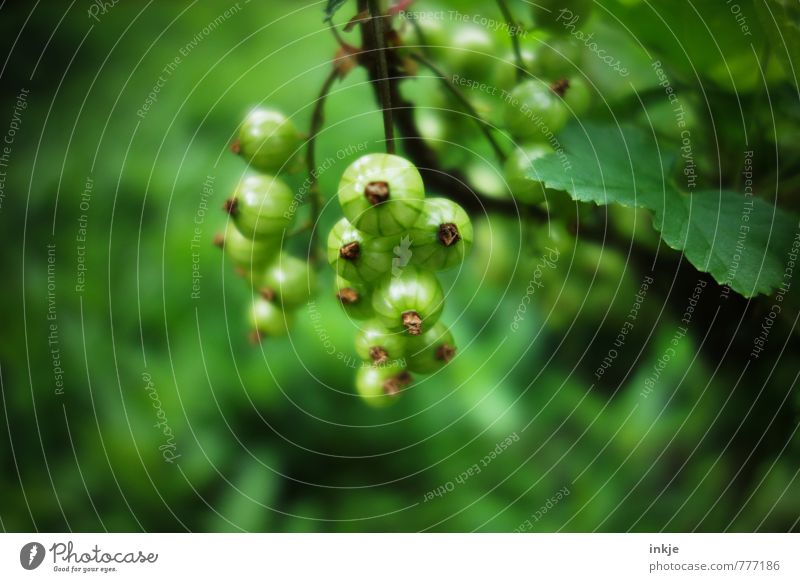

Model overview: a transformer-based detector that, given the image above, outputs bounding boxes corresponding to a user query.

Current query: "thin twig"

[367,0,396,154]
[495,0,526,81]
[411,52,507,162]
[307,67,340,262]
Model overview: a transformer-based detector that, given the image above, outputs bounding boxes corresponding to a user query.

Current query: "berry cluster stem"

[307,67,340,262]
[411,52,506,162]
[495,0,526,81]
[366,0,396,154]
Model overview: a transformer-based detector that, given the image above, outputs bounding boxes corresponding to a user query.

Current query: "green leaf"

[530,123,799,297]
[324,0,349,22]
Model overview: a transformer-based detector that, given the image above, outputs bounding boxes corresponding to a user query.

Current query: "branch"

[366,0,396,153]
[495,0,526,81]
[411,52,506,162]
[307,67,340,262]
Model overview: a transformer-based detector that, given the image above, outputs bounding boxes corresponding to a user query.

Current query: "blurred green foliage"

[0,0,798,532]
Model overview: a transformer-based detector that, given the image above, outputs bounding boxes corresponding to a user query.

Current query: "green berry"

[372,266,444,336]
[535,37,584,77]
[249,296,290,342]
[409,198,473,271]
[504,143,555,204]
[551,77,591,116]
[250,253,315,308]
[335,276,375,321]
[504,80,569,140]
[337,154,425,236]
[355,363,412,407]
[443,25,497,79]
[326,217,397,284]
[354,320,408,365]
[236,108,302,174]
[407,321,456,374]
[225,174,296,240]
[215,223,280,273]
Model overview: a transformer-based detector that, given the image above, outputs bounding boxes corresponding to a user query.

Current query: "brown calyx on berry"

[435,343,456,363]
[369,346,389,365]
[340,241,361,261]
[365,181,390,205]
[336,287,360,305]
[551,78,570,97]
[382,371,412,396]
[230,139,242,155]
[213,233,225,249]
[223,197,239,216]
[248,330,263,344]
[259,287,277,302]
[438,223,461,247]
[402,311,423,335]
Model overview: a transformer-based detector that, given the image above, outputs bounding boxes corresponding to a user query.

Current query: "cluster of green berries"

[404,3,591,207]
[327,153,472,407]
[215,108,317,342]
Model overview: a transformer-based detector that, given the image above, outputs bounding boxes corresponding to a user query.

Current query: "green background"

[0,0,798,532]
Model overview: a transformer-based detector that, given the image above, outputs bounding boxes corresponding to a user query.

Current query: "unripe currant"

[335,276,375,321]
[337,153,425,236]
[354,320,408,365]
[551,77,590,116]
[214,223,280,273]
[406,321,457,374]
[409,198,473,271]
[235,108,303,174]
[250,253,316,308]
[355,363,412,407]
[372,266,444,336]
[326,217,397,284]
[503,143,555,204]
[504,80,569,140]
[535,37,584,78]
[249,296,291,342]
[225,174,296,240]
